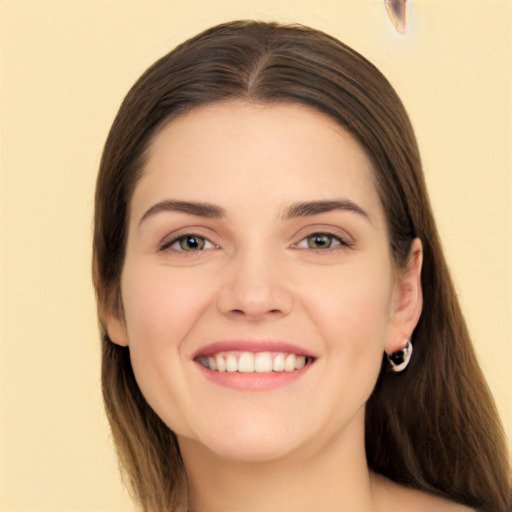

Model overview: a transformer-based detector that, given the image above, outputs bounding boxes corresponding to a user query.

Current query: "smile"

[196,351,314,373]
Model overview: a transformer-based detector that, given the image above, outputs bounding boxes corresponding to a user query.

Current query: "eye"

[161,234,217,252]
[294,232,351,250]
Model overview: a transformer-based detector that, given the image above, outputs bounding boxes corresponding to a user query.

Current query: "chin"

[180,413,307,464]
[199,435,301,464]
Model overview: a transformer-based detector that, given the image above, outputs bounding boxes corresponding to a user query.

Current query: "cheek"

[278,262,393,440]
[119,264,212,433]
[122,265,209,348]
[303,262,392,377]
[309,264,391,332]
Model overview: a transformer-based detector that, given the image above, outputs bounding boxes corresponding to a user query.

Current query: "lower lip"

[195,361,313,391]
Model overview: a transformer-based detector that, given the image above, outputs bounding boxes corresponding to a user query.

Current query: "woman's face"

[108,101,419,462]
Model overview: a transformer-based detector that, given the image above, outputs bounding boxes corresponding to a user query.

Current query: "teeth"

[215,354,226,372]
[284,353,296,372]
[295,356,306,369]
[200,351,311,373]
[226,353,238,372]
[254,352,273,373]
[273,353,285,372]
[238,352,255,373]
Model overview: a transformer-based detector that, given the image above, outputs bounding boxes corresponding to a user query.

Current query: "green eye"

[307,234,335,249]
[161,234,216,253]
[294,232,350,251]
[177,235,206,251]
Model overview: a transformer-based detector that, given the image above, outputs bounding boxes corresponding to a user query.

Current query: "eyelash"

[292,233,353,251]
[159,232,352,254]
[159,234,218,254]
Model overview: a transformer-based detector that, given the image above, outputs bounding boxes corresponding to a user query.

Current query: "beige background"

[1,0,510,510]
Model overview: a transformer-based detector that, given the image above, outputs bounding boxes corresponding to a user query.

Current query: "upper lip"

[192,339,317,360]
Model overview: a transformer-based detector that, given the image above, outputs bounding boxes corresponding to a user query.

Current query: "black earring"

[387,339,413,373]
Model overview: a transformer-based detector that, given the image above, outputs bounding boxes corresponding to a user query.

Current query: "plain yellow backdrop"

[1,0,510,510]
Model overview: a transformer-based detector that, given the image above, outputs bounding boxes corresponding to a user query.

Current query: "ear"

[385,238,423,354]
[104,292,129,347]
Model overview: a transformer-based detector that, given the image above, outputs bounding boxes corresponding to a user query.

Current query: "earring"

[387,339,413,373]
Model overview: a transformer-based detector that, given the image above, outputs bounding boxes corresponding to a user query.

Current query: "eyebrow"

[139,200,226,226]
[281,199,371,223]
[138,198,371,227]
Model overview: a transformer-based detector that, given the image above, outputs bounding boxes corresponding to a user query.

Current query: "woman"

[92,21,511,511]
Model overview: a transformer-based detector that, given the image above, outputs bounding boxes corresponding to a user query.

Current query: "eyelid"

[159,230,219,253]
[293,232,349,252]
[292,233,353,251]
[291,225,354,248]
[157,225,353,254]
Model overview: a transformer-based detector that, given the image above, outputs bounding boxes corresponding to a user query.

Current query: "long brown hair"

[93,21,511,511]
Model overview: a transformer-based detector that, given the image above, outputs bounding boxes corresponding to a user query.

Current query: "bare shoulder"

[372,473,474,512]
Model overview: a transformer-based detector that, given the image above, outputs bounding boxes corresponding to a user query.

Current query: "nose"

[216,248,293,320]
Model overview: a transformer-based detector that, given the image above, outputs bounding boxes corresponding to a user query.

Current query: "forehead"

[133,101,384,224]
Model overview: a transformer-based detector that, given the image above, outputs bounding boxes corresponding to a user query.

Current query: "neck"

[178,410,377,512]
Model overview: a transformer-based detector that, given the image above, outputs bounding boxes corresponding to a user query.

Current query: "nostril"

[227,307,285,321]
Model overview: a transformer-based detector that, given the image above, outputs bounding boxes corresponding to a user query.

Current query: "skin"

[107,102,468,511]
